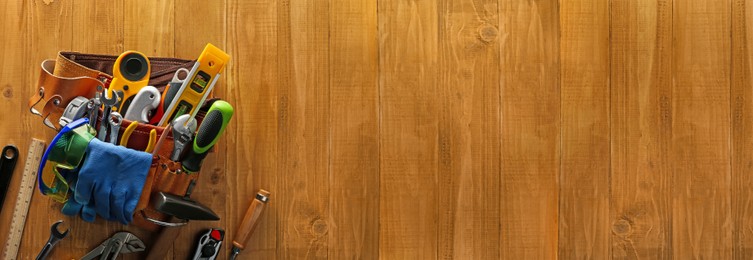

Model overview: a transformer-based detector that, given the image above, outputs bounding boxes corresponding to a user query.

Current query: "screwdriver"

[181,100,233,173]
[230,189,271,260]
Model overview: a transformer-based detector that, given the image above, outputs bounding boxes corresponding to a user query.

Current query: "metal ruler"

[2,139,45,260]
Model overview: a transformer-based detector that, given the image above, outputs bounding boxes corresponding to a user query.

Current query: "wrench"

[87,86,103,128]
[108,112,123,145]
[98,90,119,141]
[35,220,68,260]
[170,114,197,161]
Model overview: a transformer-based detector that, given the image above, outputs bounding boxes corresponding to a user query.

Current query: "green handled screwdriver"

[181,100,234,173]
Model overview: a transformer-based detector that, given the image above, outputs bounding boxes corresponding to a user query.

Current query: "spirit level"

[158,43,230,126]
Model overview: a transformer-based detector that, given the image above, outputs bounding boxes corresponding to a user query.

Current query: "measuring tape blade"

[2,139,45,260]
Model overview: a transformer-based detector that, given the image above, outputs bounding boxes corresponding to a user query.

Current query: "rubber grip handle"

[232,190,270,250]
[181,101,233,172]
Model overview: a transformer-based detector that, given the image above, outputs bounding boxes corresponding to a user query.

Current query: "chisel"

[230,190,270,260]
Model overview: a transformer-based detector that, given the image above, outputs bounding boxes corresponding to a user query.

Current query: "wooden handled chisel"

[230,189,270,260]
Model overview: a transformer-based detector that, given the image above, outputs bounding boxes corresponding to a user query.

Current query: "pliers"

[120,121,157,152]
[80,232,146,260]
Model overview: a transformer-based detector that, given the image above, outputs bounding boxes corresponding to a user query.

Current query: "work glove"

[61,171,97,222]
[70,138,152,224]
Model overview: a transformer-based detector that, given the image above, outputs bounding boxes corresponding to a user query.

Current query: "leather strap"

[29,52,195,130]
[58,52,195,89]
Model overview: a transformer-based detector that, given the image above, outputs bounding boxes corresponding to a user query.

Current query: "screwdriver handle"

[232,189,271,250]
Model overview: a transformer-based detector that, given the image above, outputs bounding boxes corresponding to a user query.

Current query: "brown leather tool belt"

[28,52,212,231]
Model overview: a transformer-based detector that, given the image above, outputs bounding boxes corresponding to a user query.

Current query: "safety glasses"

[37,118,95,202]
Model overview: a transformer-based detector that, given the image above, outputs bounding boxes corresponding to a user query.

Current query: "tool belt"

[29,52,213,231]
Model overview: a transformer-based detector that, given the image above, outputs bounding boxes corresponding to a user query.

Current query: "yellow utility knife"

[158,43,230,126]
[110,51,151,113]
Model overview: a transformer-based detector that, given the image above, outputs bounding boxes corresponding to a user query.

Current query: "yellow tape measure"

[158,43,230,126]
[2,139,45,260]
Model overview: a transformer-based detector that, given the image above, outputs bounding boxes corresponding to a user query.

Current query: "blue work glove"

[61,171,97,222]
[73,138,152,224]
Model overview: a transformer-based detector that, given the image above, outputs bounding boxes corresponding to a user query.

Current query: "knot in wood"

[311,219,328,236]
[3,85,12,98]
[478,25,498,43]
[611,219,632,236]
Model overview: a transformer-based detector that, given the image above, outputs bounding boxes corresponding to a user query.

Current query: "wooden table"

[1,0,753,259]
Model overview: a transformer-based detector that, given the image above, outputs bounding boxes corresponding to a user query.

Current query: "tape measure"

[2,139,45,260]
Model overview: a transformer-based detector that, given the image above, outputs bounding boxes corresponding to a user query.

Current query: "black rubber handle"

[0,145,19,212]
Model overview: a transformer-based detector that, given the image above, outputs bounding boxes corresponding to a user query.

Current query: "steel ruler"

[2,139,45,260]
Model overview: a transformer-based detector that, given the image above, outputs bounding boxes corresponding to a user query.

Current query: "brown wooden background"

[0,0,752,259]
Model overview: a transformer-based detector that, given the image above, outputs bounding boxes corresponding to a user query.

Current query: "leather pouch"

[29,52,212,231]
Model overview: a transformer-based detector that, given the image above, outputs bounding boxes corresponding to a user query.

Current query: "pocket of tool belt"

[108,101,214,231]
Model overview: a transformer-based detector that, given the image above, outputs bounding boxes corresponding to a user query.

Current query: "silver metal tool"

[35,220,68,260]
[98,90,119,141]
[88,86,103,128]
[123,86,161,123]
[170,114,197,161]
[108,112,123,145]
[80,232,146,260]
[59,96,89,127]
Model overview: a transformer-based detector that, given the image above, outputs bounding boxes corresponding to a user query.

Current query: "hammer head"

[151,192,219,221]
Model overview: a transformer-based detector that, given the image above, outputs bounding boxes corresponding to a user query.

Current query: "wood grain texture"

[733,1,753,259]
[125,0,174,56]
[328,0,379,259]
[0,0,31,257]
[71,0,123,53]
[277,0,331,258]
[559,0,611,258]
[226,0,279,258]
[610,0,672,259]
[499,1,559,258]
[377,0,438,258]
[672,0,733,259]
[6,0,753,258]
[437,0,501,259]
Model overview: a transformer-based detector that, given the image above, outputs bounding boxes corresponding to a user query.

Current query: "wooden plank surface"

[3,0,753,258]
[499,1,559,258]
[559,0,611,258]
[225,0,279,258]
[377,0,439,258]
[0,0,33,257]
[277,0,331,258]
[610,0,672,259]
[437,0,500,259]
[125,0,174,56]
[672,0,733,259]
[733,1,753,259]
[328,0,379,259]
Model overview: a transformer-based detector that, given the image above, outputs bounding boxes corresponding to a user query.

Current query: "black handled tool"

[0,145,19,212]
[35,220,68,260]
[181,100,234,173]
[192,228,224,260]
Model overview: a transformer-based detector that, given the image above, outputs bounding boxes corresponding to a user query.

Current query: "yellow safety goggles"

[38,118,95,203]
